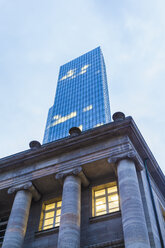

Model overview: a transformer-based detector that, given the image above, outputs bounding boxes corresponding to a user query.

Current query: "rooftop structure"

[43,47,111,143]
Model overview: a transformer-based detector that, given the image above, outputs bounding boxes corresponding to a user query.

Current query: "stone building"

[0,112,165,248]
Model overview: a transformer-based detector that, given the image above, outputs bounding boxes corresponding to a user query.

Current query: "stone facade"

[0,114,164,248]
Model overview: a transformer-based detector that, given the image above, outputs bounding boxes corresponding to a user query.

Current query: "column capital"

[8,181,41,201]
[55,167,89,187]
[108,150,143,171]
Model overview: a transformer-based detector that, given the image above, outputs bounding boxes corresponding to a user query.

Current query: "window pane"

[96,210,106,216]
[44,218,54,226]
[55,222,60,227]
[107,186,117,194]
[108,194,119,202]
[96,204,106,212]
[109,201,119,209]
[95,189,105,197]
[45,203,55,210]
[55,216,61,223]
[43,224,53,230]
[57,201,62,207]
[96,197,106,205]
[93,182,119,217]
[109,207,119,213]
[45,211,55,219]
[56,209,61,216]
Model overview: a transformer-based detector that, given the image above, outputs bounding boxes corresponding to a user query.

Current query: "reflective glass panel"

[43,47,111,144]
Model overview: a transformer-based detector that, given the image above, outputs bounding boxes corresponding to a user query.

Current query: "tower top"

[43,47,111,144]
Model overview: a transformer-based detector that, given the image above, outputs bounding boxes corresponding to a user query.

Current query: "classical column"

[2,182,40,248]
[117,158,150,248]
[56,167,89,248]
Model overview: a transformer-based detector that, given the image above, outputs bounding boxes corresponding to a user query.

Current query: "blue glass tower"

[43,47,111,143]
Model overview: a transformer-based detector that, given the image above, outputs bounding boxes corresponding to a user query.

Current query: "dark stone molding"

[8,181,41,201]
[0,138,132,191]
[0,116,164,200]
[0,117,141,170]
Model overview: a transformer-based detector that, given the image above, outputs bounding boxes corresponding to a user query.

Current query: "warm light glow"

[45,203,55,210]
[59,64,90,81]
[94,123,104,128]
[109,202,119,209]
[43,224,53,230]
[79,125,83,131]
[45,212,54,219]
[44,218,54,226]
[51,111,77,127]
[60,69,76,81]
[40,200,62,230]
[95,189,105,197]
[57,201,62,208]
[56,209,61,216]
[96,204,106,211]
[107,186,117,194]
[56,216,60,223]
[53,115,60,120]
[96,211,106,216]
[83,105,93,112]
[96,197,106,205]
[109,207,119,213]
[109,194,118,201]
[93,182,119,217]
[79,64,90,75]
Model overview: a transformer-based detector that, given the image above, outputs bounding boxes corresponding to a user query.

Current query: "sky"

[0,0,165,174]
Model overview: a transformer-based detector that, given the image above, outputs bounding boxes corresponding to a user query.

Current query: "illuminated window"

[79,64,90,75]
[39,200,62,231]
[0,214,9,244]
[53,115,60,120]
[92,182,119,217]
[51,111,77,127]
[78,125,83,131]
[60,69,76,81]
[83,105,93,112]
[94,123,104,128]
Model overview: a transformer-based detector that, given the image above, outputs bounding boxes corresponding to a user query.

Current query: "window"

[92,182,119,217]
[0,214,9,245]
[160,204,165,228]
[39,200,62,231]
[83,105,93,112]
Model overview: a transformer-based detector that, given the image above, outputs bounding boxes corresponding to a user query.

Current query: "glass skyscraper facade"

[43,47,111,144]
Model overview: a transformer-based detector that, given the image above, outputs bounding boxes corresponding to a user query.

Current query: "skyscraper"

[43,47,111,143]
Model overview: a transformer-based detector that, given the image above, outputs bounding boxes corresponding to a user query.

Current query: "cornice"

[0,117,133,169]
[0,116,164,196]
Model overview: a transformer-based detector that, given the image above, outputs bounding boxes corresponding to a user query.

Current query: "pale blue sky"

[0,0,165,173]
